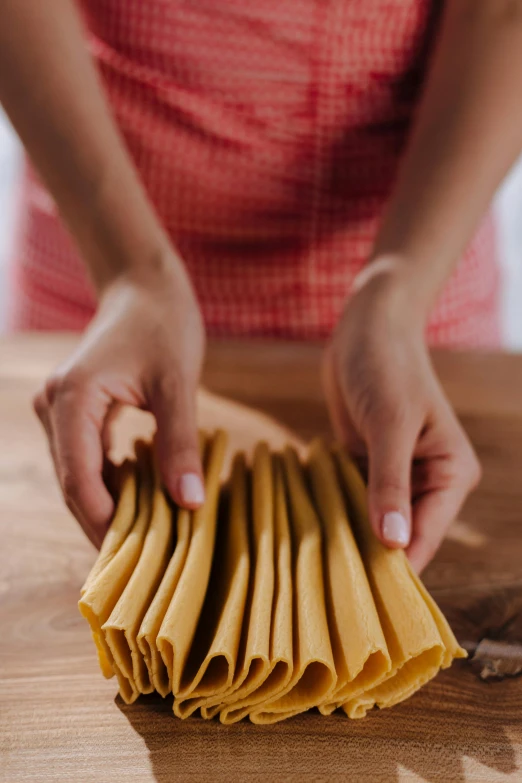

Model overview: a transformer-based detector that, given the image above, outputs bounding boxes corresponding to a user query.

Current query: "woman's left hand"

[323,271,481,573]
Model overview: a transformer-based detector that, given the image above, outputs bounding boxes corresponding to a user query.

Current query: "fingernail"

[179,473,205,506]
[382,511,410,547]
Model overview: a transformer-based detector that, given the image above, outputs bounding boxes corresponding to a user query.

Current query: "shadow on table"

[116,670,519,783]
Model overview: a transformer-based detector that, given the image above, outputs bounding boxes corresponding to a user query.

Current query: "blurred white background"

[0,112,21,332]
[1,109,521,346]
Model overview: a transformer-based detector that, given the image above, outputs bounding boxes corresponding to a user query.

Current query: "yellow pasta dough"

[250,447,337,723]
[157,430,227,699]
[79,444,150,679]
[333,446,467,718]
[79,431,466,723]
[80,459,136,598]
[306,440,390,714]
[102,452,174,704]
[137,434,207,697]
[173,451,251,718]
[217,454,294,724]
[202,442,276,721]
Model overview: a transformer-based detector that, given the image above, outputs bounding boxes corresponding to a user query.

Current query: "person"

[1,0,521,572]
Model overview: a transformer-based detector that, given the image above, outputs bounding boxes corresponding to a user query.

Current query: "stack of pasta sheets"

[79,430,466,723]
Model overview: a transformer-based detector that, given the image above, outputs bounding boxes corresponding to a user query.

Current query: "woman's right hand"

[33,259,206,549]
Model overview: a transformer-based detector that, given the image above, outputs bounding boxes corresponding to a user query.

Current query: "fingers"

[407,440,481,573]
[148,373,205,509]
[366,415,419,550]
[34,372,114,548]
[323,343,419,549]
[323,321,482,570]
[407,489,463,574]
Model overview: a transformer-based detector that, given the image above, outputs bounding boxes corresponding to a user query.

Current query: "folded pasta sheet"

[79,431,465,722]
[306,440,390,714]
[250,447,336,723]
[216,453,293,724]
[103,448,173,704]
[173,450,251,718]
[80,459,136,598]
[137,431,207,697]
[333,447,467,718]
[197,442,276,722]
[157,430,227,698]
[79,444,150,680]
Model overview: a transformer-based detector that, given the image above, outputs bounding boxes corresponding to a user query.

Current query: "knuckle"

[32,389,47,419]
[173,443,199,465]
[154,368,188,402]
[454,441,482,488]
[373,474,408,498]
[363,395,395,428]
[44,374,63,405]
[45,369,88,405]
[466,451,482,488]
[160,438,199,469]
[61,471,80,509]
[151,370,197,432]
[367,402,415,443]
[63,495,78,517]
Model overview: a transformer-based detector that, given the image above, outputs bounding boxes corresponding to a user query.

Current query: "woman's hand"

[323,271,481,573]
[33,260,206,549]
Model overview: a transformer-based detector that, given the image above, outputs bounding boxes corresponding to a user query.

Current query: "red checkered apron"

[8,0,501,346]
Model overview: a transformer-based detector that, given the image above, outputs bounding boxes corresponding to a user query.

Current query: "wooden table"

[1,334,521,783]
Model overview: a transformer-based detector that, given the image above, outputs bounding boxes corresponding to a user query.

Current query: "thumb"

[149,375,205,509]
[367,419,416,549]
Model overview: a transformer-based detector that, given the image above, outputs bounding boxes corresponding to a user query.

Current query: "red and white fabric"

[8,0,501,347]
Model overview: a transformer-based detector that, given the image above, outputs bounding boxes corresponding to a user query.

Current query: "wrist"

[72,153,181,296]
[351,254,434,332]
[93,243,186,301]
[98,246,197,307]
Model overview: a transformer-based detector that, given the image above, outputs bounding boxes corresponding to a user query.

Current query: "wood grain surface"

[1,334,521,783]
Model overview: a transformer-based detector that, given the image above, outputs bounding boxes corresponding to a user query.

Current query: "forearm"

[371,0,522,321]
[0,0,175,293]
